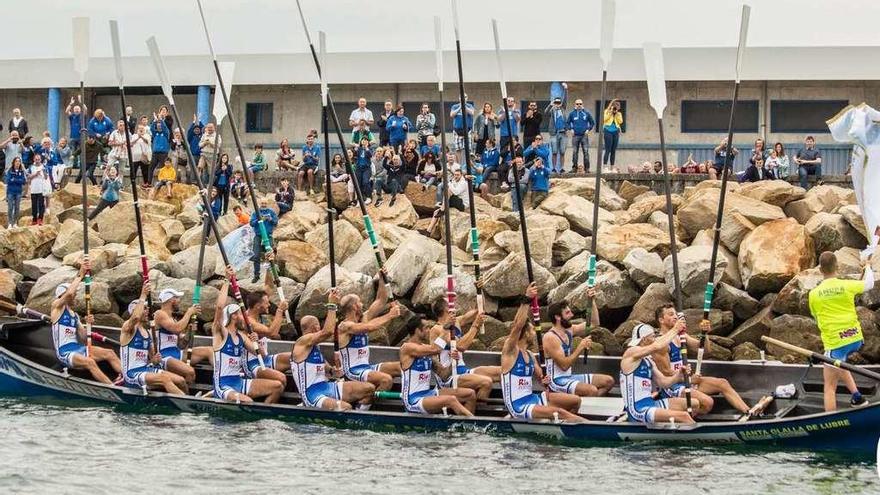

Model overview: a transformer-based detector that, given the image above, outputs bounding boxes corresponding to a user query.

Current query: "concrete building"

[2,0,879,172]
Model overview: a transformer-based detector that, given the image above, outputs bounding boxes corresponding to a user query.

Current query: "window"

[771,100,848,133]
[680,100,759,133]
[520,100,551,132]
[245,103,273,133]
[595,100,626,133]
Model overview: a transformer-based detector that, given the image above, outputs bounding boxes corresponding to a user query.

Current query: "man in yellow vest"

[808,251,874,411]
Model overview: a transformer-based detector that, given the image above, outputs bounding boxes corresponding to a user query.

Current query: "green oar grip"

[703,282,715,313]
[586,254,596,286]
[374,391,401,400]
[469,228,479,255]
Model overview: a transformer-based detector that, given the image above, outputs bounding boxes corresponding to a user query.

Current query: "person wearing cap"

[119,282,187,394]
[545,95,568,173]
[292,289,378,410]
[152,287,208,385]
[651,303,749,416]
[619,321,697,424]
[544,286,615,398]
[241,269,290,386]
[50,260,121,384]
[211,266,284,403]
[499,283,584,422]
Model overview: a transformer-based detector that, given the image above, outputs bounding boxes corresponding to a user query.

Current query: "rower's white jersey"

[120,327,151,375]
[401,355,434,403]
[214,332,244,384]
[157,324,178,355]
[545,329,573,381]
[340,333,370,374]
[291,344,330,394]
[621,357,656,412]
[501,350,536,407]
[437,325,467,369]
[52,306,80,355]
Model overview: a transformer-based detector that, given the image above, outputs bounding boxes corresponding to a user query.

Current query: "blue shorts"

[549,373,594,394]
[507,392,548,420]
[57,343,88,368]
[303,381,343,408]
[159,347,184,369]
[825,340,863,362]
[245,354,278,378]
[627,397,670,423]
[214,376,253,400]
[345,363,381,382]
[660,383,686,399]
[124,366,162,388]
[404,388,439,414]
[438,365,472,388]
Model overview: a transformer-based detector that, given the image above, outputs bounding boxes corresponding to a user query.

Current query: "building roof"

[1,0,879,88]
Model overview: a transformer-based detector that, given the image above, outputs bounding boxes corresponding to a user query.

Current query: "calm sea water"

[0,398,877,495]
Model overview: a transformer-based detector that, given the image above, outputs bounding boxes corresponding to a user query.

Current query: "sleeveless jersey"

[667,341,683,372]
[157,323,179,356]
[436,325,468,377]
[213,332,244,389]
[244,336,270,366]
[291,344,330,396]
[401,354,434,404]
[340,332,370,374]
[621,357,657,413]
[121,327,152,376]
[546,329,574,382]
[52,306,81,356]
[501,350,536,408]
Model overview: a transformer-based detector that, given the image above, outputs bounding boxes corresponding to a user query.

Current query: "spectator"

[299,133,321,193]
[419,135,440,158]
[20,136,35,166]
[248,143,267,174]
[1,131,22,174]
[478,138,502,196]
[354,138,374,204]
[523,135,552,171]
[5,157,26,228]
[209,187,222,220]
[424,165,469,235]
[387,105,412,153]
[275,138,298,171]
[473,102,498,156]
[55,137,72,184]
[27,155,50,225]
[628,161,653,174]
[415,103,436,146]
[401,142,420,182]
[545,95,567,173]
[233,205,250,226]
[329,153,355,207]
[376,100,394,147]
[65,96,86,157]
[772,142,790,178]
[138,116,151,137]
[106,120,129,169]
[521,101,543,151]
[529,157,551,208]
[275,177,294,216]
[149,113,171,182]
[711,137,738,181]
[157,105,174,131]
[750,138,768,165]
[214,154,232,213]
[351,119,375,147]
[497,96,521,159]
[653,161,663,174]
[197,122,221,183]
[417,152,441,190]
[130,125,152,187]
[8,108,28,138]
[601,99,623,168]
[567,98,596,173]
[376,154,405,207]
[36,137,61,190]
[186,115,203,172]
[795,136,822,190]
[434,152,460,207]
[679,154,700,173]
[169,128,189,183]
[87,109,114,160]
[75,135,101,185]
[150,158,177,200]
[348,98,375,131]
[88,166,123,221]
[450,95,475,165]
[230,170,247,202]
[508,157,530,213]
[123,105,137,133]
[699,160,711,174]
[250,197,279,283]
[740,155,773,183]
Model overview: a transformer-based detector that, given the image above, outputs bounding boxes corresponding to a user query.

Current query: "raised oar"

[644,42,691,416]
[699,5,751,376]
[293,0,393,300]
[109,20,158,353]
[491,18,544,365]
[195,0,291,324]
[762,336,880,382]
[72,17,94,357]
[583,0,616,364]
[146,36,263,368]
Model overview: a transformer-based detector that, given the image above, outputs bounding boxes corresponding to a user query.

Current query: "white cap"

[54,283,71,299]
[628,323,656,347]
[158,288,184,303]
[222,303,241,327]
[127,299,143,316]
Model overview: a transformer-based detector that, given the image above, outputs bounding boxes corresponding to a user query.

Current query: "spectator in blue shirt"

[529,157,551,208]
[149,113,171,182]
[210,187,223,220]
[299,132,321,193]
[497,96,521,156]
[65,96,87,158]
[355,138,374,203]
[523,135,552,172]
[213,154,233,215]
[545,92,568,173]
[250,197,279,283]
[187,116,203,164]
[4,157,26,228]
[87,109,114,161]
[566,98,596,172]
[386,105,412,153]
[450,95,475,164]
[478,138,503,199]
[87,166,124,221]
[419,134,441,158]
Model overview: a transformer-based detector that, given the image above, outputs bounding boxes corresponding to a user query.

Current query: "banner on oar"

[221,224,255,271]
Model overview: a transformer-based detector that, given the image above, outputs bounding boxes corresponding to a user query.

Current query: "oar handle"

[761,335,880,383]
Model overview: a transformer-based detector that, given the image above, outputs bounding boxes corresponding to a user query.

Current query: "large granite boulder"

[0,224,58,273]
[622,247,665,289]
[663,245,726,309]
[596,223,670,263]
[51,219,105,258]
[804,212,865,254]
[275,240,329,283]
[737,180,805,208]
[482,252,558,299]
[677,188,785,237]
[738,218,815,294]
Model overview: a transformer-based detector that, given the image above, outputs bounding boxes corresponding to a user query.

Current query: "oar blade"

[318,31,328,107]
[72,17,90,78]
[735,4,751,82]
[434,16,443,92]
[109,20,124,88]
[146,36,175,103]
[599,0,616,69]
[212,61,236,125]
[450,0,461,41]
[642,42,667,119]
[491,19,507,99]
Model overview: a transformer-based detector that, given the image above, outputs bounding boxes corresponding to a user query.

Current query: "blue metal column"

[197,85,211,124]
[47,88,62,139]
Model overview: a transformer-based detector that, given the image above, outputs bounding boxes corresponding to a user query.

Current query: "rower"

[211,266,284,403]
[50,260,120,384]
[500,283,585,422]
[291,289,376,410]
[399,315,475,416]
[241,270,290,386]
[337,269,402,394]
[430,300,495,402]
[808,251,873,411]
[651,304,749,415]
[152,288,208,384]
[544,286,615,397]
[620,323,697,424]
[119,282,187,395]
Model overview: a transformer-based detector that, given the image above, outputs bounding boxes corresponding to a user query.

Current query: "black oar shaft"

[438,87,455,313]
[78,81,94,353]
[762,336,880,382]
[658,120,682,309]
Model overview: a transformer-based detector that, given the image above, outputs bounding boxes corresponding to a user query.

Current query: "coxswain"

[544,286,615,397]
[50,260,120,384]
[620,323,697,424]
[119,282,187,394]
[337,269,402,395]
[291,289,376,410]
[809,251,873,411]
[399,315,475,416]
[430,300,494,402]
[152,288,209,384]
[211,266,283,403]
[500,283,585,422]
[241,270,290,386]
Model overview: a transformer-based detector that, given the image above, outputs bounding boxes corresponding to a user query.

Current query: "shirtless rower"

[544,286,615,397]
[241,270,290,386]
[651,303,749,415]
[430,300,494,402]
[119,282,187,394]
[620,322,697,424]
[50,260,121,384]
[337,269,401,394]
[399,314,475,416]
[152,288,209,384]
[500,283,585,422]
[211,266,284,403]
[291,289,376,410]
